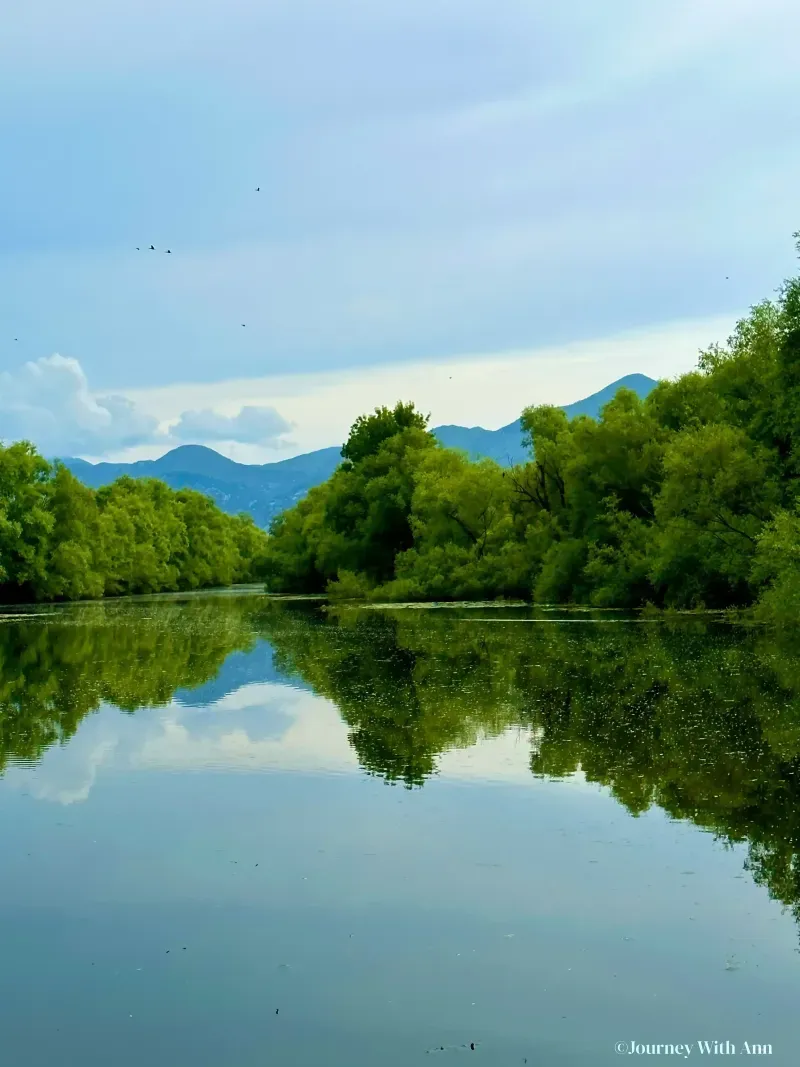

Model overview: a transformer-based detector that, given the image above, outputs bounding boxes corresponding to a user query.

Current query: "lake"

[1,591,799,1065]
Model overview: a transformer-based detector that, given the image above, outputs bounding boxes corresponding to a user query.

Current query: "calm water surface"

[1,593,799,1065]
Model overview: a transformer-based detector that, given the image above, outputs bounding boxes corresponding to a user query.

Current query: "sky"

[1,0,799,462]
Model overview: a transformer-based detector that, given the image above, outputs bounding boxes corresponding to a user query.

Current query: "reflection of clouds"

[135,685,358,776]
[436,726,597,791]
[3,708,123,805]
[2,681,587,806]
[437,726,537,785]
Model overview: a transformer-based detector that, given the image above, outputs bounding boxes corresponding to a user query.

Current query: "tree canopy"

[0,449,269,603]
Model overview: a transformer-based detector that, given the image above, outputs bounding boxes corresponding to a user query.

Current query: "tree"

[651,424,780,607]
[261,231,800,616]
[0,441,54,599]
[39,464,105,600]
[341,401,429,464]
[752,506,800,625]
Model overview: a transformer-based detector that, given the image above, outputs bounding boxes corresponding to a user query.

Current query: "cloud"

[0,311,743,463]
[0,354,160,457]
[0,354,297,458]
[170,405,292,446]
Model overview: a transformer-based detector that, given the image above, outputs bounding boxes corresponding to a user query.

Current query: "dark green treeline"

[0,448,269,602]
[263,233,800,619]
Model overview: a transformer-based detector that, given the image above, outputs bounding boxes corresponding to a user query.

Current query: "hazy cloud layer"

[171,405,292,446]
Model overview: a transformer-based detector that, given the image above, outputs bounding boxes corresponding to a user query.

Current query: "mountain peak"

[151,444,247,479]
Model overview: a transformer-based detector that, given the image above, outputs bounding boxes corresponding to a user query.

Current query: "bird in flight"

[149,245,155,250]
[135,247,140,250]
[241,323,246,327]
[165,249,172,254]
[256,186,260,192]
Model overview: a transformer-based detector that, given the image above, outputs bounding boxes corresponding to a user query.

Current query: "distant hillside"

[64,444,343,529]
[62,373,657,528]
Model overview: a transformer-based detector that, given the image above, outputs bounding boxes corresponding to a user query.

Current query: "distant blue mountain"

[63,444,343,530]
[62,373,657,528]
[434,373,657,465]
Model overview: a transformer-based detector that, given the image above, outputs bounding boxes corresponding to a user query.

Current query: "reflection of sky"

[3,637,800,1065]
[1,620,574,804]
[172,638,312,707]
[3,731,800,1066]
[2,678,562,807]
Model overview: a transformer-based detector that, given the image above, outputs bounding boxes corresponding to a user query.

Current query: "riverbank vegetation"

[0,453,269,602]
[263,234,800,621]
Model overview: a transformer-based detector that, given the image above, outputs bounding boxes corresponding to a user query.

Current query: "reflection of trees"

[519,624,800,925]
[0,598,260,773]
[263,605,519,787]
[260,605,800,923]
[5,594,800,927]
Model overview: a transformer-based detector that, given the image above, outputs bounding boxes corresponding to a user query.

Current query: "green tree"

[341,401,429,464]
[39,465,106,600]
[651,424,780,607]
[752,506,800,624]
[0,441,54,600]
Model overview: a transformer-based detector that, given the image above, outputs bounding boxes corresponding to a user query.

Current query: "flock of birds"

[128,186,264,329]
[10,186,266,345]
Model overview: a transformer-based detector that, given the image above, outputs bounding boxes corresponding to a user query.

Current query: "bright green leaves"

[0,446,269,602]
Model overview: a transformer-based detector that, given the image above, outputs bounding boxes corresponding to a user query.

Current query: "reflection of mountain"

[173,639,310,707]
[61,375,657,527]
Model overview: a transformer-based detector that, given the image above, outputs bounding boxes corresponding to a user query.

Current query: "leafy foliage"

[0,452,269,603]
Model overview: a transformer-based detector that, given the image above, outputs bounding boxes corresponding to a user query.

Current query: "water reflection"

[2,596,800,930]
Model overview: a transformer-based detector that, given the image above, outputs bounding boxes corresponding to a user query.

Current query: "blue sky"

[1,0,799,460]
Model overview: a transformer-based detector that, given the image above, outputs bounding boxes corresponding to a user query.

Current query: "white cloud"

[0,354,299,457]
[170,405,293,446]
[0,354,160,457]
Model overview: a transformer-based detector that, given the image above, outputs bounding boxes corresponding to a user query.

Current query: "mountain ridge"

[61,373,657,528]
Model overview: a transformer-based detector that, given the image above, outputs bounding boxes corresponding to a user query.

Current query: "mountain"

[61,373,657,528]
[434,373,658,465]
[63,444,343,529]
